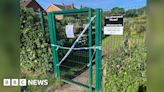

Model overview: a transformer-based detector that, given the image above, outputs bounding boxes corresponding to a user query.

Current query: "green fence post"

[95,9,102,92]
[40,12,45,32]
[48,12,60,79]
[53,14,60,79]
[99,9,103,91]
[88,8,93,92]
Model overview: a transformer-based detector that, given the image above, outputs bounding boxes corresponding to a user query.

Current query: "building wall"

[46,5,64,20]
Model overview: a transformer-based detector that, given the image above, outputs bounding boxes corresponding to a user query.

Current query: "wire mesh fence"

[102,12,147,91]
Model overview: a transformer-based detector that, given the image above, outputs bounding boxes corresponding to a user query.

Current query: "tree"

[137,7,146,16]
[125,9,138,17]
[103,10,111,16]
[111,7,125,15]
[125,6,146,17]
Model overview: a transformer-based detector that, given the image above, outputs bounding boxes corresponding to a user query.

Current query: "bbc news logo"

[3,79,48,86]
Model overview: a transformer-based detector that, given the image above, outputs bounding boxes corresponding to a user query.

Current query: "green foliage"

[125,9,139,17]
[111,7,125,15]
[126,17,146,34]
[137,7,146,16]
[20,7,60,92]
[20,7,51,75]
[103,10,147,92]
[103,6,146,18]
[104,37,147,92]
[125,7,146,17]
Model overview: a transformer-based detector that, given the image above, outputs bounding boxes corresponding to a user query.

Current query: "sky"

[36,0,147,10]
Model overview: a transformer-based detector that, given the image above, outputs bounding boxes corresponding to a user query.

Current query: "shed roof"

[20,0,32,7]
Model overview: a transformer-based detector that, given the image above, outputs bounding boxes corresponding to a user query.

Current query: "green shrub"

[20,7,58,92]
[104,36,147,92]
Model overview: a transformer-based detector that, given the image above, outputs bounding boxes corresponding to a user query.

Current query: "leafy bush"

[104,40,147,92]
[20,8,59,92]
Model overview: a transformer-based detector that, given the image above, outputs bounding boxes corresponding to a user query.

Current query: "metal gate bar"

[61,79,95,89]
[95,9,102,92]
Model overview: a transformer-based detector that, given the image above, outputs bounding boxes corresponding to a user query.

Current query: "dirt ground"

[54,65,96,92]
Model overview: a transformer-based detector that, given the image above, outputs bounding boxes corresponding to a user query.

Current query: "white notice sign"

[65,25,75,38]
[104,26,123,35]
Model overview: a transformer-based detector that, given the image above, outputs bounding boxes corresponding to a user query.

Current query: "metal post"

[99,9,103,91]
[48,13,60,79]
[40,12,45,32]
[88,8,93,92]
[95,9,102,92]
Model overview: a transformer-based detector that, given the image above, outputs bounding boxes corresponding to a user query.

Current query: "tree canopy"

[110,7,125,15]
[103,6,146,17]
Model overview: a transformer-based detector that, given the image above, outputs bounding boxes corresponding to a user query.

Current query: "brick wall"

[46,5,64,20]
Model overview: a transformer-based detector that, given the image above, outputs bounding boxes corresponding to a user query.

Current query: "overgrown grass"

[104,37,147,92]
[102,15,147,92]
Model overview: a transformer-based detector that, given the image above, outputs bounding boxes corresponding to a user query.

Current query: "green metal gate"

[48,8,102,92]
